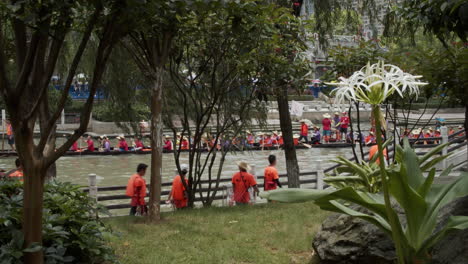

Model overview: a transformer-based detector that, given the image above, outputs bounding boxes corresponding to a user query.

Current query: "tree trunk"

[23,162,46,264]
[148,72,164,221]
[276,87,300,187]
[464,103,468,171]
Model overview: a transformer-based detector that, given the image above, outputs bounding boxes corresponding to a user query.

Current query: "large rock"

[312,196,468,264]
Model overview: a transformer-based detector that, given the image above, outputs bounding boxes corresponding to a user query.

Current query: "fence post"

[248,165,257,203]
[316,160,324,190]
[1,109,5,151]
[61,110,65,125]
[88,173,98,202]
[441,126,448,170]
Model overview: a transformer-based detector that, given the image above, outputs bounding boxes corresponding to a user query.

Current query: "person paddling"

[264,155,282,191]
[126,163,148,216]
[231,161,259,205]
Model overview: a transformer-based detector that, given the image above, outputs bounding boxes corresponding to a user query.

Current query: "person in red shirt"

[181,137,189,150]
[293,134,299,145]
[448,127,455,136]
[134,137,144,150]
[163,135,173,151]
[126,163,148,216]
[70,138,78,152]
[299,120,309,143]
[167,164,189,209]
[246,131,255,147]
[322,113,332,143]
[231,161,259,205]
[339,112,350,142]
[365,132,375,145]
[118,136,129,151]
[84,136,95,152]
[264,155,282,191]
[278,133,284,145]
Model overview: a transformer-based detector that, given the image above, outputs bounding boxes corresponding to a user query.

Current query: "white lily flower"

[327,61,428,105]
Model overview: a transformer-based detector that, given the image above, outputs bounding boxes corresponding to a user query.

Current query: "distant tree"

[0,1,134,262]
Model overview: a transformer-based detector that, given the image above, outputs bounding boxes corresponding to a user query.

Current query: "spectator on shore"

[231,161,259,205]
[6,119,15,151]
[167,164,189,210]
[264,155,282,191]
[299,120,309,143]
[126,163,148,216]
[339,112,350,142]
[322,114,332,143]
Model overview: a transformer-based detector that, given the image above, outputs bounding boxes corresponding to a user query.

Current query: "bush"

[0,179,117,264]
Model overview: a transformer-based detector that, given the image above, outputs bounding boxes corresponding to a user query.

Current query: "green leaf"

[402,138,424,190]
[420,216,468,252]
[23,243,42,253]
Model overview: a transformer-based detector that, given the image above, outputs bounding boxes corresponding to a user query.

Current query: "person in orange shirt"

[264,155,282,191]
[6,119,15,151]
[231,161,259,205]
[369,145,388,165]
[6,158,24,181]
[126,163,148,216]
[167,164,189,209]
[299,120,309,143]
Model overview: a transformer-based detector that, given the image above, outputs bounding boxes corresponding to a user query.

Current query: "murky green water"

[0,147,356,187]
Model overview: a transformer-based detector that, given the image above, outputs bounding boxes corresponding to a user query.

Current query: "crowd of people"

[125,154,282,214]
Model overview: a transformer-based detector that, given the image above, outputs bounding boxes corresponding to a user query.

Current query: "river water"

[0,147,357,187]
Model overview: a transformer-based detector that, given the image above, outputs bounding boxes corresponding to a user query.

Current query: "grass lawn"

[106,202,328,264]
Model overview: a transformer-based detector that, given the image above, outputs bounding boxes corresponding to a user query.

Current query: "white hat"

[293,134,300,139]
[299,119,307,123]
[323,113,331,118]
[180,164,189,172]
[237,161,251,171]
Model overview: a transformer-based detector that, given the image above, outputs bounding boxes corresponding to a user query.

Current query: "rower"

[6,158,24,181]
[84,136,95,152]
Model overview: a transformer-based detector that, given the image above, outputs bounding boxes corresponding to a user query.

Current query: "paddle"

[300,142,312,148]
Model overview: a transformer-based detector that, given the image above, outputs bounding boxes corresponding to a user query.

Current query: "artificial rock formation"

[312,196,468,264]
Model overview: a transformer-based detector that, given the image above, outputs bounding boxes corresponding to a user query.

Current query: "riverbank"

[106,202,328,264]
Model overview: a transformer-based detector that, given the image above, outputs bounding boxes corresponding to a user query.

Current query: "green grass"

[106,202,328,264]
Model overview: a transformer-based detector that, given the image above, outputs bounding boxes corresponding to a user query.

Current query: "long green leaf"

[420,216,468,253]
[322,200,393,236]
[259,188,332,202]
[388,169,427,250]
[419,142,450,164]
[420,154,451,172]
[402,138,424,190]
[418,172,468,249]
[315,187,389,219]
[417,168,435,197]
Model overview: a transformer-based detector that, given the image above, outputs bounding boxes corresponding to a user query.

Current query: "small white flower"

[327,61,428,105]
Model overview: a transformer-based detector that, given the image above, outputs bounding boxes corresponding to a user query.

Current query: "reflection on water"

[0,148,357,186]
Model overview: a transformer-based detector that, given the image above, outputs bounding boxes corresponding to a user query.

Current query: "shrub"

[0,179,117,264]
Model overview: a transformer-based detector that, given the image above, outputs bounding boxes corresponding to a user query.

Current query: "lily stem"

[373,105,406,264]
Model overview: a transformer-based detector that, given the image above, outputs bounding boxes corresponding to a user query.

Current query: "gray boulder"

[312,196,468,264]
